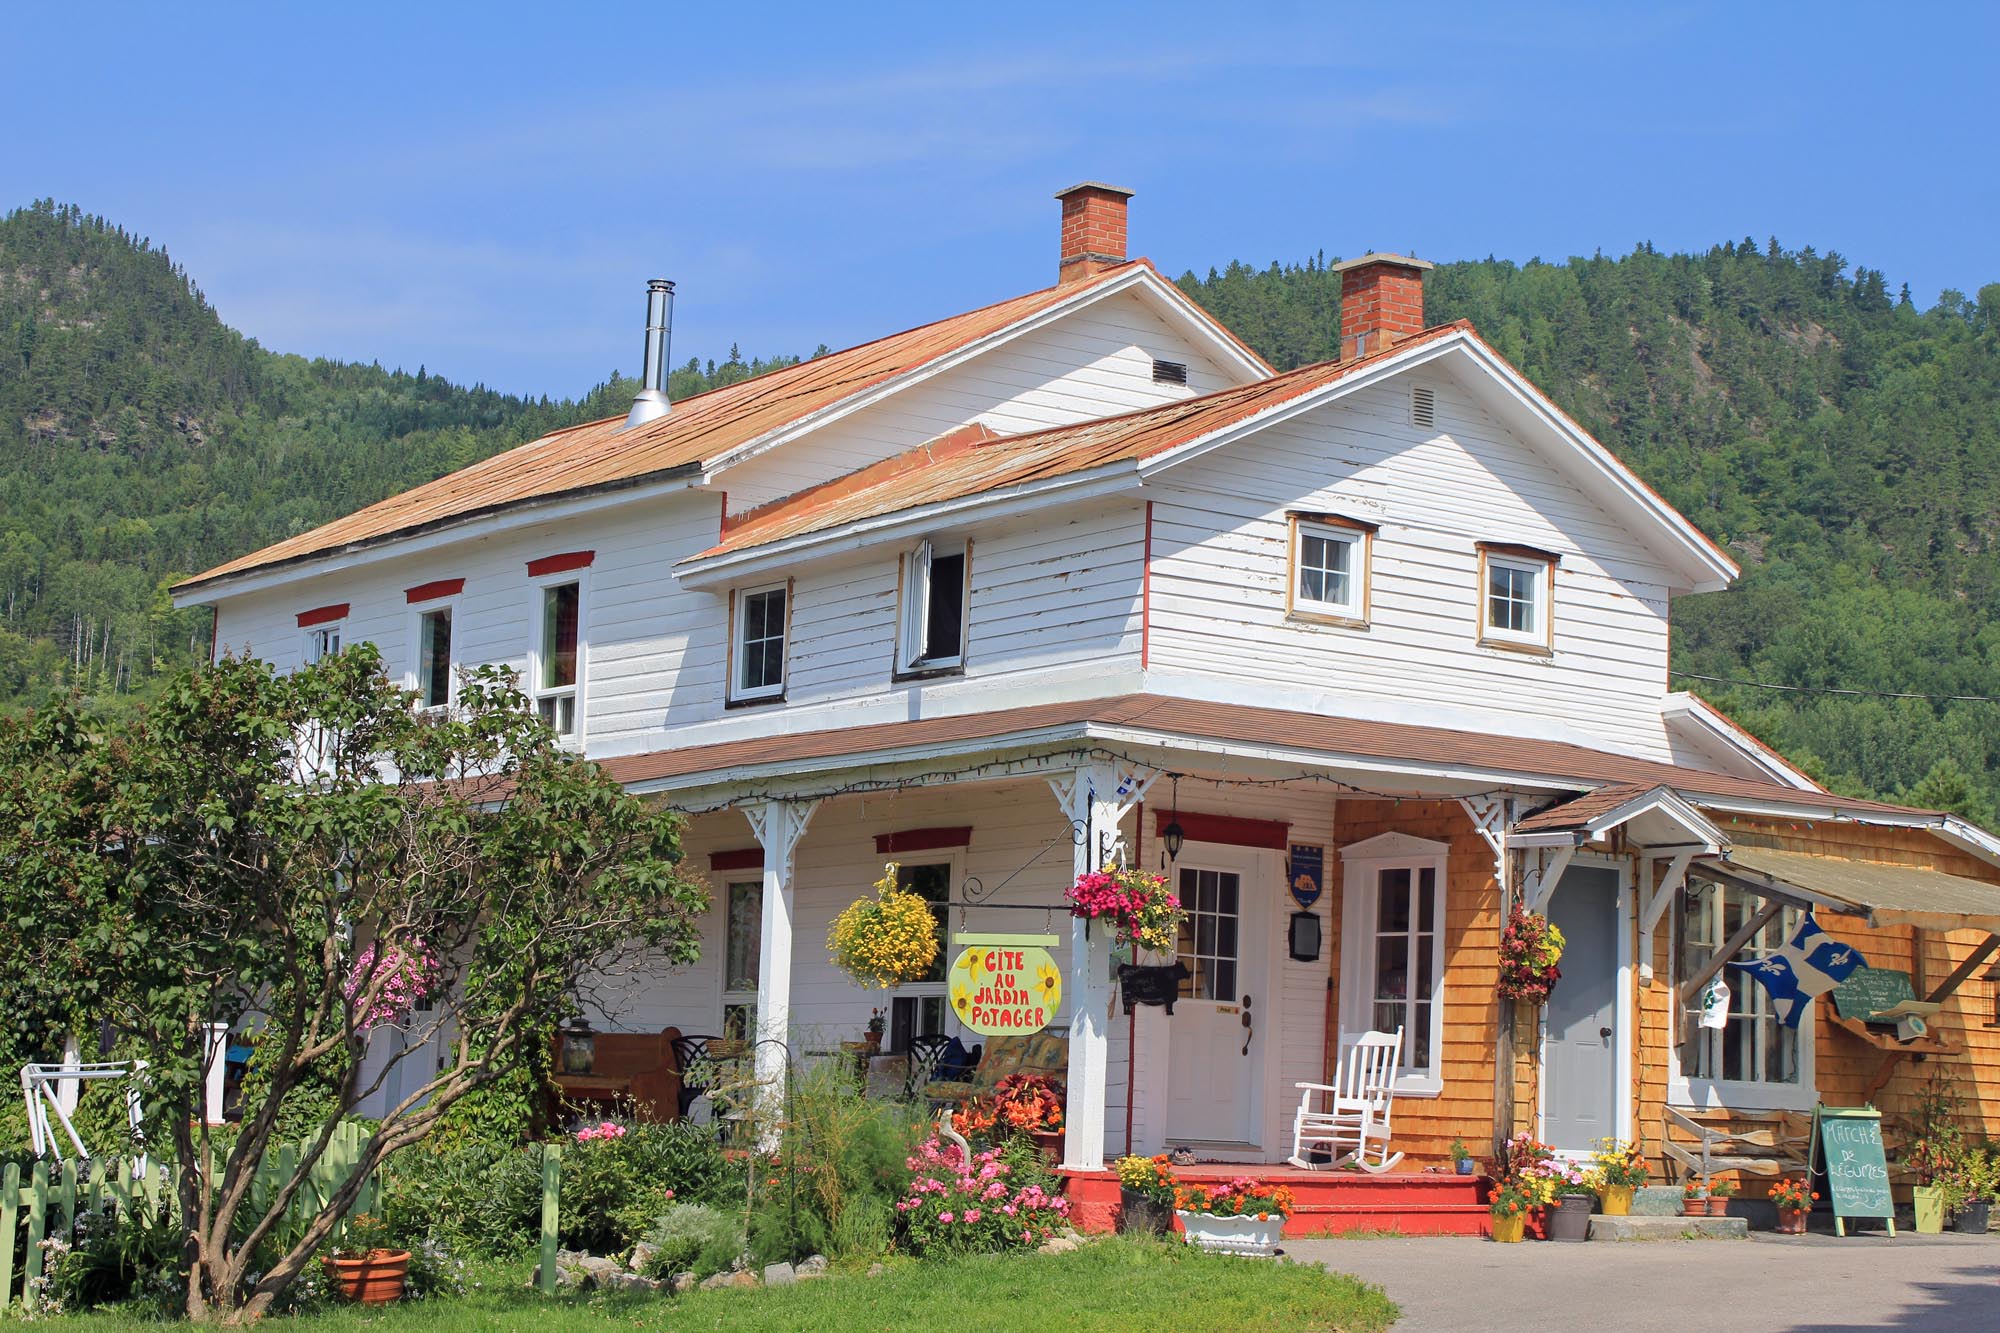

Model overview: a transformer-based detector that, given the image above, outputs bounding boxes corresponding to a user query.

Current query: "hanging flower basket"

[827,862,940,988]
[342,940,440,1030]
[1067,864,1186,953]
[1497,903,1564,1003]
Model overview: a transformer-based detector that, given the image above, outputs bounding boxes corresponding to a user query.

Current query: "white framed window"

[410,602,455,711]
[531,578,583,741]
[1669,879,1816,1111]
[302,622,343,664]
[896,539,968,674]
[888,859,953,1050]
[1478,544,1554,650]
[1338,833,1449,1095]
[722,880,761,1043]
[1288,514,1371,623]
[730,582,789,702]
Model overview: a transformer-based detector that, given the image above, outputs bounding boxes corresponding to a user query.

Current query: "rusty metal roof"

[176,262,1163,593]
[597,692,1937,824]
[699,323,1476,559]
[1700,846,2000,932]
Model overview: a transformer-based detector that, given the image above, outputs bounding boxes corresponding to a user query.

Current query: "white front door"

[1165,852,1265,1148]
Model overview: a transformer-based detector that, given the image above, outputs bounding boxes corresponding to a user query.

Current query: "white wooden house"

[175,185,2000,1205]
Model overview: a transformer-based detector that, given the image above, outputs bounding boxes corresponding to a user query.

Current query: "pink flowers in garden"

[896,1135,1071,1256]
[341,940,439,1030]
[574,1121,628,1143]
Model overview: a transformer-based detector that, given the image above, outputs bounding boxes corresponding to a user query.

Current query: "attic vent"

[1152,358,1189,386]
[1410,384,1437,429]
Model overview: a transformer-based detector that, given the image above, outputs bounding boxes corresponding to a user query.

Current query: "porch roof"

[596,693,1938,825]
[1696,845,2000,933]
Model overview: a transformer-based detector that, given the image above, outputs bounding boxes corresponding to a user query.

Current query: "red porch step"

[1062,1165,1493,1238]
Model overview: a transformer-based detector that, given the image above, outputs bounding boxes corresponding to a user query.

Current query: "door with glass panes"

[1165,849,1265,1147]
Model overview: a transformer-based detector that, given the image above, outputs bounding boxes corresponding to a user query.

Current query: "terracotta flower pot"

[1029,1129,1065,1161]
[1705,1196,1732,1217]
[1681,1196,1706,1217]
[323,1249,411,1305]
[1490,1213,1526,1243]
[1776,1207,1808,1235]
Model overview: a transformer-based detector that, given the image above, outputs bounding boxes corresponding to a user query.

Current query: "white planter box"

[1175,1209,1285,1257]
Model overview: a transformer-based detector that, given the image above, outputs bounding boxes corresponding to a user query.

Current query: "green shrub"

[636,1203,743,1281]
[559,1120,737,1254]
[381,1139,546,1256]
[43,1197,184,1317]
[745,1059,921,1267]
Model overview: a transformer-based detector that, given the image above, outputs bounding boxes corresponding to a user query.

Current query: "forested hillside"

[6,198,1999,819]
[0,200,800,707]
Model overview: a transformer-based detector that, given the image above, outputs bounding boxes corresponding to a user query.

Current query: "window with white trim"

[1291,518,1368,622]
[897,540,967,673]
[1339,836,1448,1093]
[534,580,582,739]
[732,583,788,701]
[1479,548,1552,649]
[889,861,951,1050]
[1672,879,1812,1108]
[415,606,454,710]
[722,880,761,1043]
[303,623,343,664]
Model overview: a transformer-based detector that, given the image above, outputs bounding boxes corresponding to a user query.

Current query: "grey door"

[1542,865,1620,1152]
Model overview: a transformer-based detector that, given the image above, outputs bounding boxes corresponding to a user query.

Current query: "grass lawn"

[62,1237,1397,1331]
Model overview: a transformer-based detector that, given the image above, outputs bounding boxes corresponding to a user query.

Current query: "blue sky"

[9,1,1997,397]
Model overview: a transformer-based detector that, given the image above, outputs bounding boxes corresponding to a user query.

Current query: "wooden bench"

[922,1030,1070,1105]
[549,1026,686,1124]
[1661,1105,1811,1183]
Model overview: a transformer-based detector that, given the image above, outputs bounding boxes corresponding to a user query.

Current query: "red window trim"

[405,577,466,604]
[526,550,595,578]
[1154,809,1289,850]
[874,826,973,856]
[296,603,349,628]
[709,848,764,872]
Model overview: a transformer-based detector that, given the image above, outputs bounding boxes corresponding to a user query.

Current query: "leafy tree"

[0,646,710,1321]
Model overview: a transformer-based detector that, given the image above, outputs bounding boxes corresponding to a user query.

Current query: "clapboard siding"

[719,290,1240,512]
[1146,371,1681,758]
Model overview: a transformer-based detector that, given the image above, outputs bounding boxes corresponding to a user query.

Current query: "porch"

[1061,1162,1493,1237]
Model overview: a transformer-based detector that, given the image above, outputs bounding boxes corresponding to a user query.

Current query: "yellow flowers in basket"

[828,862,940,988]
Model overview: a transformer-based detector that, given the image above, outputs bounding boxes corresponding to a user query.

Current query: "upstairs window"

[897,540,968,674]
[1288,513,1373,624]
[535,580,582,739]
[1477,543,1555,652]
[732,583,788,702]
[303,623,343,664]
[416,606,454,710]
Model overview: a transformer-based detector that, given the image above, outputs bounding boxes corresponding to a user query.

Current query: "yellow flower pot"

[1599,1185,1635,1216]
[1490,1213,1527,1243]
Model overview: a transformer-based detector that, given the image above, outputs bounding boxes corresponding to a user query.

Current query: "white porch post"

[745,797,818,1151]
[1049,762,1155,1172]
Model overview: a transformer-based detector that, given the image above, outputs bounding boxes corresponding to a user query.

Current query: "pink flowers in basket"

[1067,864,1186,952]
[341,940,439,1029]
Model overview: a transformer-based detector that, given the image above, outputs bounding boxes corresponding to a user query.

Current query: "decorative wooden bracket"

[1926,934,2000,1005]
[1458,795,1511,886]
[1637,850,1696,985]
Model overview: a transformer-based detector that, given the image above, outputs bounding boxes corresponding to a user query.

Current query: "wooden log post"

[538,1144,561,1296]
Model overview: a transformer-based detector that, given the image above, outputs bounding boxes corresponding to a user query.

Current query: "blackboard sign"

[1811,1104,1896,1236]
[1831,967,1916,1022]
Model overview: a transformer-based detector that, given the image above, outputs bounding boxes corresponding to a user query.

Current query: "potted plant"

[1068,864,1187,952]
[1115,1154,1177,1236]
[1489,1179,1535,1243]
[1590,1138,1648,1216]
[1680,1181,1709,1217]
[1954,1153,1995,1234]
[1449,1135,1476,1177]
[1173,1176,1294,1256]
[827,862,940,988]
[1705,1176,1737,1216]
[1544,1160,1597,1242]
[321,1213,409,1305]
[1907,1068,1967,1235]
[1769,1176,1814,1234]
[1496,903,1565,1004]
[993,1073,1066,1159]
[865,1007,886,1052]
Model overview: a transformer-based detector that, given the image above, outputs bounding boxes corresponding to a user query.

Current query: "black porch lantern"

[561,1017,596,1075]
[1161,776,1185,863]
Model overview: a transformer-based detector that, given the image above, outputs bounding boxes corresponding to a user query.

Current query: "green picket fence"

[0,1121,384,1310]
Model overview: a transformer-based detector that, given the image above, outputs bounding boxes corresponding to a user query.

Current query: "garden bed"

[57,1238,1397,1331]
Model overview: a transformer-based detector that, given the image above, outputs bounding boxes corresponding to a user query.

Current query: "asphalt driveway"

[1287,1231,2000,1331]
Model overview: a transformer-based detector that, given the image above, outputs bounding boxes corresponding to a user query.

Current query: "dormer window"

[731,582,789,703]
[1287,513,1374,626]
[897,540,968,675]
[303,624,343,664]
[1477,543,1556,652]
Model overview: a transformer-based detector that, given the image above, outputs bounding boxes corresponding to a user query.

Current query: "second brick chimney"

[1055,182,1134,283]
[1331,252,1434,359]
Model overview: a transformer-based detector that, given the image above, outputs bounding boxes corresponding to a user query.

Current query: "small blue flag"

[1726,910,1866,1028]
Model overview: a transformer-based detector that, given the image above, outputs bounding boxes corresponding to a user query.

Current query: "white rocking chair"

[1287,1027,1405,1172]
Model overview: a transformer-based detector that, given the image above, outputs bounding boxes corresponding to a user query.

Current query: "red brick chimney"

[1055,182,1134,284]
[1331,252,1434,359]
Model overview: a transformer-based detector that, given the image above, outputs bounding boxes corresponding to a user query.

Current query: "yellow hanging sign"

[948,934,1062,1036]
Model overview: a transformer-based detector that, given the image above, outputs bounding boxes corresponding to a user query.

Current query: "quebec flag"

[1727,911,1866,1028]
